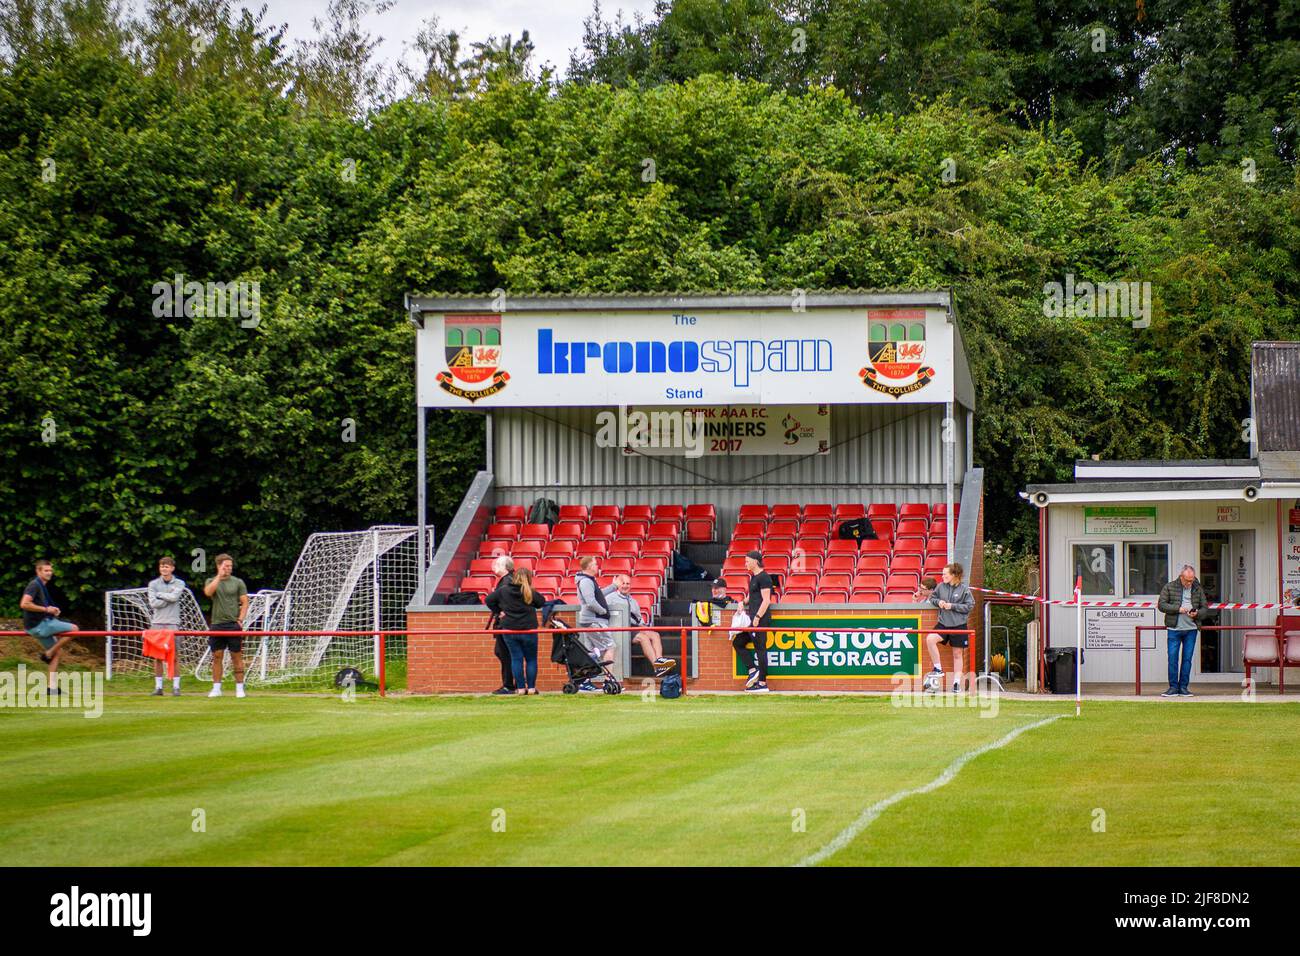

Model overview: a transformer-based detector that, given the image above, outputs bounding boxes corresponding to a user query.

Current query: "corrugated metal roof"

[406,288,954,313]
[1252,342,1300,454]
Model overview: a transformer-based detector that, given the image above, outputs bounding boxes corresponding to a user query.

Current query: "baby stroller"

[545,606,622,695]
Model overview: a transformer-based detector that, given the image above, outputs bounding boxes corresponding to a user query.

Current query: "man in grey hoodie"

[923,562,976,693]
[147,555,187,696]
[574,555,619,692]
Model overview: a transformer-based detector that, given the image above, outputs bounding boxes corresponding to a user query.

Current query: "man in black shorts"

[923,562,975,693]
[203,553,248,698]
[737,551,773,692]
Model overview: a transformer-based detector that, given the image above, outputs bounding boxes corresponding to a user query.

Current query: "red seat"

[585,521,618,541]
[851,589,884,603]
[609,540,642,558]
[469,558,498,575]
[495,504,527,525]
[803,504,833,519]
[518,523,551,542]
[820,573,852,592]
[460,576,495,599]
[801,518,832,538]
[884,592,914,604]
[512,541,544,559]
[576,540,609,557]
[817,588,850,604]
[860,540,891,556]
[923,555,947,575]
[897,519,929,536]
[857,554,889,572]
[894,539,926,555]
[634,557,668,579]
[685,503,717,542]
[834,504,866,521]
[891,553,923,572]
[560,590,580,604]
[642,539,673,556]
[624,504,653,523]
[899,503,930,520]
[558,505,589,524]
[604,557,634,575]
[591,504,621,523]
[768,519,800,539]
[631,590,659,610]
[617,521,649,540]
[533,575,562,597]
[733,521,766,539]
[932,503,958,518]
[512,556,536,572]
[789,551,823,574]
[654,504,685,525]
[763,554,790,575]
[786,573,819,592]
[826,539,858,555]
[771,504,801,520]
[885,572,920,591]
[762,539,792,556]
[738,504,769,522]
[823,555,856,573]
[795,537,827,554]
[543,539,577,557]
[477,541,511,559]
[485,523,519,541]
[870,519,895,540]
[551,521,586,543]
[926,534,948,552]
[780,589,815,604]
[854,572,886,591]
[631,574,661,592]
[722,556,749,576]
[729,537,763,555]
[867,503,897,521]
[536,557,568,575]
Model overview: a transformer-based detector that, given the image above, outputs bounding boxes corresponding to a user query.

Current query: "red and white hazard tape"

[970,585,1297,611]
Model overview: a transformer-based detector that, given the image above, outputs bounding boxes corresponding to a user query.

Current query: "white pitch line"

[795,714,1066,867]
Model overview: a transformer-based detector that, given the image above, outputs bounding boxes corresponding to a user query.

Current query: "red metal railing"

[1132,624,1284,695]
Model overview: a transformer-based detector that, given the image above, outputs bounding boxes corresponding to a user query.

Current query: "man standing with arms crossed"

[147,555,186,696]
[203,553,249,698]
[19,559,79,696]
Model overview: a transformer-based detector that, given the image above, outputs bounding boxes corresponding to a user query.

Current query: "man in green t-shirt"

[202,553,249,698]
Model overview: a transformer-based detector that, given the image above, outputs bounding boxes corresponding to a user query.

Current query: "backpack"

[446,591,482,605]
[527,497,560,528]
[659,673,683,699]
[837,517,875,541]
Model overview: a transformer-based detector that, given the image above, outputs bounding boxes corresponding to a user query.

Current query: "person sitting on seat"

[607,573,676,677]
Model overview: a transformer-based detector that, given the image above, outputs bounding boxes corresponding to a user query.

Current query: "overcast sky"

[255,0,659,78]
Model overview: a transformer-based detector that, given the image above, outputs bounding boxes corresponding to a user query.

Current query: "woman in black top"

[738,550,773,692]
[485,568,546,695]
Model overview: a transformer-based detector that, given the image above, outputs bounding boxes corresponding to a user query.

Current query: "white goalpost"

[105,525,431,689]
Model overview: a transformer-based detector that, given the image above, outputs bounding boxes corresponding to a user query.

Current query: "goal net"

[106,525,430,690]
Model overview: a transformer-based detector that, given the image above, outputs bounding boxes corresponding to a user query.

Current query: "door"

[1222,530,1254,672]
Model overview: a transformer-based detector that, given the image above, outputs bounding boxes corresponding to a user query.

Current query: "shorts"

[579,629,616,658]
[936,632,969,649]
[27,618,76,649]
[208,621,243,654]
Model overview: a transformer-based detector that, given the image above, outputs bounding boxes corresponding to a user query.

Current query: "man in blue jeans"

[1157,564,1207,698]
[20,559,80,695]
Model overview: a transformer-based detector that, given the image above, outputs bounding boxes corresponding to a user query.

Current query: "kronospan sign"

[416,307,955,408]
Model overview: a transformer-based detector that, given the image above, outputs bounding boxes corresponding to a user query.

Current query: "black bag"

[550,632,568,664]
[659,673,683,699]
[446,591,482,605]
[837,517,876,541]
[527,497,560,528]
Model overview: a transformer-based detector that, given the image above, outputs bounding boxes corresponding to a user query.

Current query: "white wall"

[1044,498,1281,685]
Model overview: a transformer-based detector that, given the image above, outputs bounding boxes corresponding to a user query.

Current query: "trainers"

[653,659,677,677]
[172,687,181,697]
[46,686,61,696]
[235,686,246,699]
[746,681,770,693]
[1178,688,1194,698]
[578,680,601,693]
[491,687,514,695]
[208,686,223,698]
[745,668,761,689]
[150,688,164,697]
[952,681,962,694]
[1159,687,1178,698]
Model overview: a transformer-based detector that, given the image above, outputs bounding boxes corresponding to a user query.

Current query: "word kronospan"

[50,886,152,936]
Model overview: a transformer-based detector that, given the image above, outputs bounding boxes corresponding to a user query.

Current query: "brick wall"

[407,606,980,694]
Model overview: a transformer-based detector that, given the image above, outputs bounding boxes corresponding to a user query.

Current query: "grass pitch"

[2,690,1297,866]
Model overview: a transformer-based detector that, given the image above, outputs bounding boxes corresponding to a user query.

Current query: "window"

[1071,543,1117,595]
[1126,543,1169,596]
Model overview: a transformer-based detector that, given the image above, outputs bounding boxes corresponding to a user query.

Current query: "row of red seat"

[738,502,958,521]
[730,517,948,542]
[726,537,948,557]
[723,553,948,578]
[493,503,717,542]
